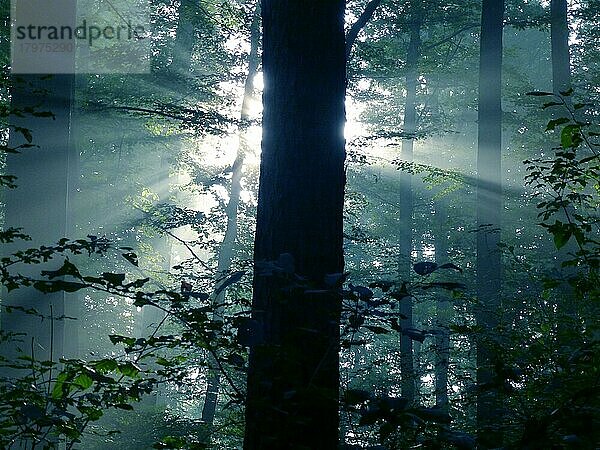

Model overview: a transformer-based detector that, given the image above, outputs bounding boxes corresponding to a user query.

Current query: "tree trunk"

[243,1,346,448]
[475,0,504,446]
[434,199,450,413]
[170,0,197,75]
[551,0,570,95]
[399,15,421,405]
[201,2,260,428]
[1,73,74,382]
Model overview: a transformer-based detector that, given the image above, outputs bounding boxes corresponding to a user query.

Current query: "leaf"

[33,280,87,293]
[102,272,126,286]
[526,91,554,96]
[548,220,572,250]
[413,262,438,275]
[52,371,72,399]
[118,362,140,378]
[93,358,119,372]
[73,373,93,390]
[390,283,410,301]
[344,389,372,405]
[349,314,365,329]
[422,282,466,291]
[41,259,81,279]
[559,87,573,96]
[438,262,463,273]
[542,101,563,109]
[114,403,134,411]
[122,252,138,266]
[561,124,582,148]
[545,117,570,131]
[553,229,572,250]
[214,271,245,297]
[14,126,33,143]
[350,283,374,300]
[364,325,389,334]
[21,404,44,420]
[369,280,394,292]
[226,353,245,367]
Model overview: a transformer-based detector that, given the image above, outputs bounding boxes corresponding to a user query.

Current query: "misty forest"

[1,0,599,448]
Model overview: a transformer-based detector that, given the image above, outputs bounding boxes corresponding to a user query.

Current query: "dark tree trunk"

[551,0,571,95]
[398,15,421,405]
[434,199,450,413]
[476,0,504,446]
[243,1,346,448]
[201,2,261,428]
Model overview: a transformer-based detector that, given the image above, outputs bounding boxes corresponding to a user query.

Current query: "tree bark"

[398,15,421,405]
[476,0,504,446]
[243,0,346,448]
[434,199,450,413]
[201,2,261,428]
[551,0,571,95]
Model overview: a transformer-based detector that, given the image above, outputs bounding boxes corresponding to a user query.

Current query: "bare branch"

[346,0,384,59]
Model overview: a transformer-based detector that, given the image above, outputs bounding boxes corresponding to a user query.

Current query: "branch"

[346,0,384,59]
[422,23,479,52]
[161,228,214,272]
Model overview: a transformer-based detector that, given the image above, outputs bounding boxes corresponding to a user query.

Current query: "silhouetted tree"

[475,0,504,446]
[243,0,346,448]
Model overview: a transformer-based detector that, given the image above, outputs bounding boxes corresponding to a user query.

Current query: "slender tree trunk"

[200,2,260,428]
[399,16,421,405]
[171,0,197,75]
[243,1,346,448]
[434,199,450,413]
[551,0,571,95]
[476,0,504,446]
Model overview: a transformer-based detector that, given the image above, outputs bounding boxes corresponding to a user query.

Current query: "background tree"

[475,0,505,446]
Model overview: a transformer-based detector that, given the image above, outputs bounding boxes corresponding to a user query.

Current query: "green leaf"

[52,371,73,399]
[561,124,582,148]
[93,358,119,373]
[549,220,572,249]
[546,117,570,131]
[118,361,140,378]
[73,373,93,390]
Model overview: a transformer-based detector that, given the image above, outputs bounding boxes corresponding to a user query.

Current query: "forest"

[0,0,599,448]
